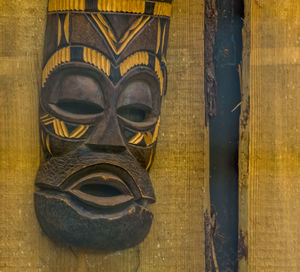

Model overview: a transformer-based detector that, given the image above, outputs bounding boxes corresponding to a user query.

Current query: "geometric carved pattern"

[83,47,111,76]
[120,51,149,76]
[40,114,89,139]
[43,48,164,93]
[57,13,70,46]
[129,117,160,146]
[42,47,71,87]
[90,14,151,55]
[42,46,111,86]
[48,0,85,12]
[153,2,172,16]
[155,58,164,95]
[97,0,145,14]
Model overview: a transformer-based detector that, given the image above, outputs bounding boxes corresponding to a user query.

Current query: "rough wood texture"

[0,0,208,271]
[239,1,300,271]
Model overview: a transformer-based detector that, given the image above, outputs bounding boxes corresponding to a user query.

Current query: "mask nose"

[85,113,126,152]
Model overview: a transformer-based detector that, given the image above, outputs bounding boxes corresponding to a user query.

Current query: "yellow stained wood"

[240,1,300,271]
[140,0,208,270]
[0,0,208,271]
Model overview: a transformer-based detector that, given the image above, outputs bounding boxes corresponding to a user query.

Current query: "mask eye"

[45,73,105,123]
[117,105,150,123]
[55,99,104,115]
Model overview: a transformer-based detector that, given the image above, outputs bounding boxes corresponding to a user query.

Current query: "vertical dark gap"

[209,0,244,271]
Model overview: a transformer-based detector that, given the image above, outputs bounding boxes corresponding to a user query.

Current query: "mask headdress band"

[48,0,172,17]
[153,2,172,16]
[97,0,145,14]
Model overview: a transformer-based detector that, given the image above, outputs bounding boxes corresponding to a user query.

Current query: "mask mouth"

[65,172,135,208]
[34,150,156,250]
[37,163,155,212]
[34,189,154,250]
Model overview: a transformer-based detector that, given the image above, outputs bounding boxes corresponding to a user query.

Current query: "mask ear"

[161,61,168,96]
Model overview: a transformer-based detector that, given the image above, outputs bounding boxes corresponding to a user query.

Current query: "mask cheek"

[40,129,84,157]
[127,144,156,170]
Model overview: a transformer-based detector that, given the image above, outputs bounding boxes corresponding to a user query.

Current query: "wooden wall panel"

[239,1,300,271]
[0,0,208,271]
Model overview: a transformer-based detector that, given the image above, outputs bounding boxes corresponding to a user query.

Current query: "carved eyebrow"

[83,47,111,77]
[120,52,149,76]
[42,46,111,87]
[42,47,164,95]
[42,47,71,87]
[120,52,164,95]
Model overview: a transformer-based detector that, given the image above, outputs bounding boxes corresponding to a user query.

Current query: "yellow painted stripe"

[129,132,142,144]
[92,14,117,54]
[154,2,172,17]
[117,16,150,54]
[73,126,89,138]
[155,57,164,95]
[83,47,111,77]
[53,119,59,135]
[44,120,55,126]
[120,51,149,76]
[92,14,150,56]
[152,116,160,143]
[60,120,69,137]
[161,23,167,55]
[57,16,62,46]
[48,0,171,16]
[156,19,161,54]
[46,135,52,155]
[129,16,144,31]
[40,114,50,120]
[41,131,45,147]
[144,132,153,146]
[41,116,55,122]
[70,125,86,138]
[42,46,71,87]
[41,116,56,125]
[55,119,65,137]
[48,0,85,11]
[64,12,70,43]
[146,149,154,170]
[97,0,145,14]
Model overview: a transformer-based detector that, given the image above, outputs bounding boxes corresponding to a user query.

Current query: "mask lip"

[35,150,157,202]
[65,172,136,208]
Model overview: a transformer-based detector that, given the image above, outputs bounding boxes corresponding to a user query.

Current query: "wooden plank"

[140,0,209,270]
[239,1,300,271]
[0,0,208,271]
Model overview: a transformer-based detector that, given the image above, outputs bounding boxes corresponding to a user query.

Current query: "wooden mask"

[35,0,172,250]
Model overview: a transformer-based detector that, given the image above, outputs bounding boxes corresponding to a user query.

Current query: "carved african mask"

[35,0,172,250]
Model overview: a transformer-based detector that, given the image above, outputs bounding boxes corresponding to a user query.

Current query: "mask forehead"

[44,2,171,61]
[42,8,169,91]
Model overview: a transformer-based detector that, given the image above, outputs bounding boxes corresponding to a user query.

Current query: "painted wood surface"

[0,0,208,271]
[239,1,300,271]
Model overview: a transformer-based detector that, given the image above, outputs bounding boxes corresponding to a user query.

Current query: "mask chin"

[34,148,156,250]
[34,190,153,251]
